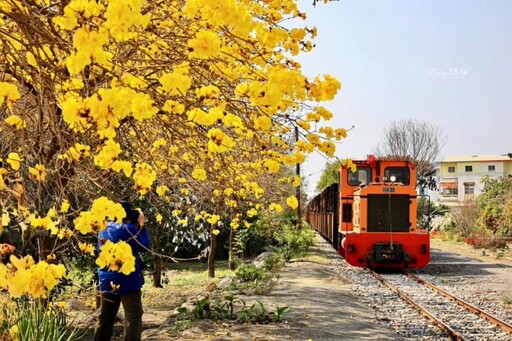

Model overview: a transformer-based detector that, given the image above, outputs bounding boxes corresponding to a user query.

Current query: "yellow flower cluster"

[78,242,96,256]
[269,203,284,213]
[59,143,91,162]
[30,208,58,235]
[74,197,125,234]
[96,240,136,275]
[6,153,21,171]
[207,129,235,153]
[66,26,111,76]
[61,86,158,138]
[28,164,47,182]
[0,255,66,298]
[188,31,221,59]
[286,196,299,209]
[133,163,157,194]
[0,82,20,108]
[156,185,169,197]
[206,214,220,225]
[4,115,26,129]
[191,167,207,181]
[0,0,349,278]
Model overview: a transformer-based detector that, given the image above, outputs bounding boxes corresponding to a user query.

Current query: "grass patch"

[302,254,332,265]
[142,261,232,309]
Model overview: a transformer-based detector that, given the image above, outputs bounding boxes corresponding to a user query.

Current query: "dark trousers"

[94,290,143,341]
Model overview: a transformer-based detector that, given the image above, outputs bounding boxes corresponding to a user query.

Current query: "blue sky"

[297,0,512,196]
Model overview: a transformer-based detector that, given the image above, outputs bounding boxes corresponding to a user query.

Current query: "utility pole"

[295,126,301,228]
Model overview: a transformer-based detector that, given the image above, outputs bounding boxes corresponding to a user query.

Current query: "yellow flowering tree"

[0,0,347,290]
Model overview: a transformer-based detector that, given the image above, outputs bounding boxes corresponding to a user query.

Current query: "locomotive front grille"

[366,194,410,232]
[372,243,405,263]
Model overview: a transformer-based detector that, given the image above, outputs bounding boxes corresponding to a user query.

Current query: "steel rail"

[404,271,512,334]
[368,270,464,341]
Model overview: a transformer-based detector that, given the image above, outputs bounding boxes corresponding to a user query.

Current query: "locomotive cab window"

[383,167,410,185]
[348,167,372,186]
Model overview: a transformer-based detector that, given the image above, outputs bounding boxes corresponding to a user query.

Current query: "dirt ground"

[75,234,512,340]
[141,235,398,341]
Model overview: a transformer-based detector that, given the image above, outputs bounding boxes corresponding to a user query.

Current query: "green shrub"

[273,224,315,260]
[1,299,84,341]
[263,252,286,272]
[478,175,512,236]
[235,264,265,283]
[417,197,449,229]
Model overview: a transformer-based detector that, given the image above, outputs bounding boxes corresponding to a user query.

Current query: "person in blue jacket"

[94,201,150,341]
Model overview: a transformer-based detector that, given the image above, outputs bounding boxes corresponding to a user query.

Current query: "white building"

[437,154,512,204]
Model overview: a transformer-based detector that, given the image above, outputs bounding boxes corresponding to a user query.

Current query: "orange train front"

[307,155,430,269]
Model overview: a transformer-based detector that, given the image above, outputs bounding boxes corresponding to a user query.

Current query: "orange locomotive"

[307,155,430,268]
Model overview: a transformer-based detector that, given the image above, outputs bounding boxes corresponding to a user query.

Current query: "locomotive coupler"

[372,243,405,263]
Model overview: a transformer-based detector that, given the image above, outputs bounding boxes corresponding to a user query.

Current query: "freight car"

[307,155,429,268]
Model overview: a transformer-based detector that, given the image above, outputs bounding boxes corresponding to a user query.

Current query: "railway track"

[369,270,512,340]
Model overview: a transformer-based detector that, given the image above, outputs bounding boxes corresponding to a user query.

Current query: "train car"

[307,155,430,269]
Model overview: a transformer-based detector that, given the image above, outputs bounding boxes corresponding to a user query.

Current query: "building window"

[465,165,472,172]
[488,165,495,172]
[448,166,455,173]
[464,182,475,194]
[442,187,458,197]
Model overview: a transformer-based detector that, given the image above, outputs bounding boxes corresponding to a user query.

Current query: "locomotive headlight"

[390,175,396,182]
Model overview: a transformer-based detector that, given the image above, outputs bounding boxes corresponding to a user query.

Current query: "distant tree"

[478,175,512,237]
[315,160,341,193]
[375,119,445,190]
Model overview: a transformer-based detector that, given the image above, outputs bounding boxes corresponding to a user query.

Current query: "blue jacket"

[97,221,150,296]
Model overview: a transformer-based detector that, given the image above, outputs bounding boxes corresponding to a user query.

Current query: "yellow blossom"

[133,163,157,195]
[9,325,18,339]
[156,185,169,196]
[78,242,96,256]
[188,31,221,59]
[263,159,280,173]
[96,240,135,275]
[207,215,220,225]
[192,168,207,181]
[293,176,301,187]
[159,72,191,96]
[247,208,258,217]
[0,82,20,108]
[156,214,163,224]
[4,115,27,129]
[269,203,283,213]
[29,164,47,182]
[286,196,299,209]
[207,129,235,153]
[6,153,21,170]
[335,128,348,140]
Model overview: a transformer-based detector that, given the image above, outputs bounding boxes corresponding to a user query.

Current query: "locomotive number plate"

[383,187,395,193]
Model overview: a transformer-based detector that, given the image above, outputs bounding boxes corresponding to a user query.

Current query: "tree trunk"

[208,229,217,278]
[96,285,101,309]
[152,235,162,287]
[228,227,237,270]
[38,233,55,261]
[295,126,302,228]
[153,257,163,288]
